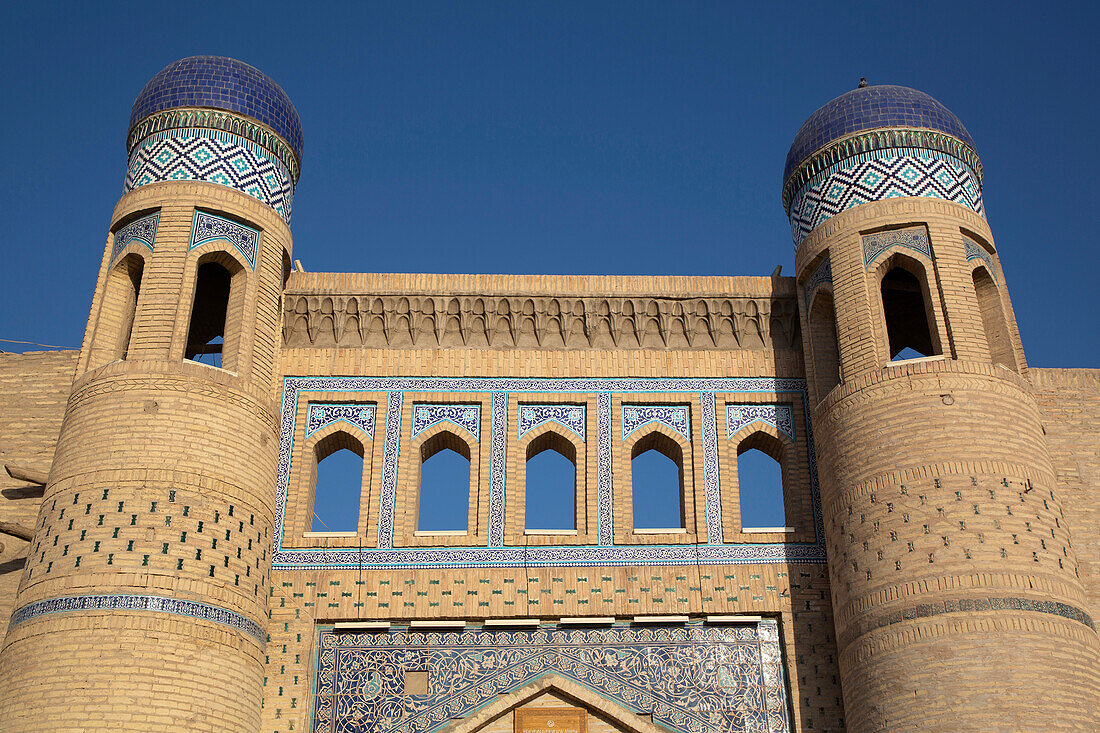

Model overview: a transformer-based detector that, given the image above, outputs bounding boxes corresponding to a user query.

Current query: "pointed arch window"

[186,255,245,370]
[972,267,1016,370]
[736,434,788,531]
[524,432,577,531]
[417,433,472,533]
[880,257,941,360]
[311,433,365,534]
[631,433,685,530]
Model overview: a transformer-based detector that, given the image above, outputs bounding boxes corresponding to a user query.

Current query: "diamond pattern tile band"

[786,149,983,246]
[126,128,294,223]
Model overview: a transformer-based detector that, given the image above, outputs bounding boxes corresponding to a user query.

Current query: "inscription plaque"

[515,707,587,733]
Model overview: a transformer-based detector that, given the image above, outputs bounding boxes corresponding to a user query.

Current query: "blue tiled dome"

[130,56,302,162]
[783,84,974,183]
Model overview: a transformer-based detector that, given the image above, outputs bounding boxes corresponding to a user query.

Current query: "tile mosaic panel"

[621,405,691,442]
[786,150,982,246]
[306,403,376,440]
[517,404,586,441]
[410,404,481,441]
[110,211,159,263]
[125,129,294,223]
[10,593,263,642]
[726,405,795,443]
[862,226,932,269]
[312,621,791,733]
[274,378,824,568]
[189,209,261,269]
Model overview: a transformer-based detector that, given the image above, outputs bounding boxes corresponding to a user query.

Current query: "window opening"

[418,435,471,532]
[186,261,232,368]
[525,433,576,531]
[737,446,786,529]
[972,267,1015,370]
[312,447,363,533]
[881,265,938,360]
[631,433,684,530]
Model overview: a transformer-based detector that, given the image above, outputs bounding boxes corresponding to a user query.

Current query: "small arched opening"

[879,256,940,360]
[417,432,472,533]
[524,432,577,531]
[631,432,685,530]
[311,432,365,533]
[736,432,788,530]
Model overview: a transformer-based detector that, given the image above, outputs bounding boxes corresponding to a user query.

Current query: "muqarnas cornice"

[128,107,300,185]
[781,127,982,215]
[282,293,802,351]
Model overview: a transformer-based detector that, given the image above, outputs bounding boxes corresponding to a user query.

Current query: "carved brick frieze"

[282,293,800,350]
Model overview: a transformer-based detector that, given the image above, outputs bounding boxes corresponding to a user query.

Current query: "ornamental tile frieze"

[282,294,800,351]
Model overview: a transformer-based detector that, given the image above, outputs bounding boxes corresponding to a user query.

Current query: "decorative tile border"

[9,593,263,643]
[862,225,932,269]
[621,405,691,442]
[110,211,159,263]
[786,149,983,246]
[727,405,795,443]
[964,236,997,280]
[487,393,508,547]
[375,392,404,550]
[839,596,1095,651]
[126,128,294,223]
[699,393,723,544]
[305,403,376,440]
[411,404,481,441]
[189,210,261,270]
[312,620,790,733]
[517,404,586,441]
[595,393,614,546]
[275,377,823,568]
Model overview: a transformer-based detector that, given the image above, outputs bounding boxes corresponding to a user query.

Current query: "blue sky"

[2,2,1097,366]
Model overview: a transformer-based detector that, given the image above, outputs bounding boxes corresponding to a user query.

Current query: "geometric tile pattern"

[273,377,824,569]
[189,210,261,269]
[311,621,791,733]
[726,405,795,443]
[9,593,264,643]
[129,55,303,162]
[621,405,691,442]
[410,404,481,441]
[862,225,932,269]
[110,211,159,263]
[964,236,997,279]
[787,150,983,246]
[306,403,377,440]
[517,404,586,441]
[125,129,294,223]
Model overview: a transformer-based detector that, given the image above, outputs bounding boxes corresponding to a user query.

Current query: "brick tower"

[0,57,301,732]
[786,84,1100,730]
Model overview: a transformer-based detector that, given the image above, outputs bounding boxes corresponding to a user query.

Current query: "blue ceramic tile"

[129,56,303,161]
[783,85,974,182]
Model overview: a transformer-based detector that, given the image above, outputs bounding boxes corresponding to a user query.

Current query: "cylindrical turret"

[787,83,1100,730]
[0,57,302,733]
